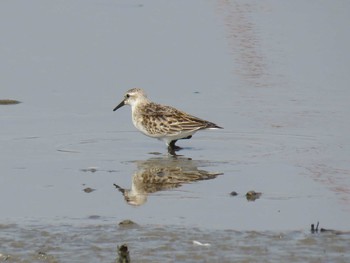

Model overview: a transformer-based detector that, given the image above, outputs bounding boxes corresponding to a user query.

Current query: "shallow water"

[1,0,350,262]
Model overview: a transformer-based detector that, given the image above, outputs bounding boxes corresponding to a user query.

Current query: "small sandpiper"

[113,88,222,155]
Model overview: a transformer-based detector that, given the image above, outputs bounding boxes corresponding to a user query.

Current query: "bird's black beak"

[113,100,125,111]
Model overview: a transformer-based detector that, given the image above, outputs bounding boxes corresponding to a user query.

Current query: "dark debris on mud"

[0,99,21,105]
[229,190,262,201]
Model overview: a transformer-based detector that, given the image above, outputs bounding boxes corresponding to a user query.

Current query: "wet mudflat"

[1,0,350,262]
[1,222,350,263]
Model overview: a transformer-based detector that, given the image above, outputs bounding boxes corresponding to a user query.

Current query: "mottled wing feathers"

[139,102,221,136]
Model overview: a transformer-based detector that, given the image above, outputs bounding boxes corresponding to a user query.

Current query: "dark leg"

[168,136,193,155]
[168,146,176,156]
[170,140,184,150]
[168,140,177,155]
[168,140,182,155]
[169,140,177,149]
[167,136,193,154]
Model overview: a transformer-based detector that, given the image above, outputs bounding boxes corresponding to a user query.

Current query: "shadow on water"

[114,156,223,206]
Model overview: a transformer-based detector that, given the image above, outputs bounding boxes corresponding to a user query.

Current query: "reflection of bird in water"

[114,157,223,206]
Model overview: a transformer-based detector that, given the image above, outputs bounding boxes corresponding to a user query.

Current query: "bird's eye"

[126,94,130,98]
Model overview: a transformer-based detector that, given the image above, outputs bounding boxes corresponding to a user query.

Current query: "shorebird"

[113,88,222,154]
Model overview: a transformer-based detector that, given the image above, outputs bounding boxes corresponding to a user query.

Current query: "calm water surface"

[1,0,350,262]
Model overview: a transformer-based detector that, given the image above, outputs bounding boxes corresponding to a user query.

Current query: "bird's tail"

[206,122,223,129]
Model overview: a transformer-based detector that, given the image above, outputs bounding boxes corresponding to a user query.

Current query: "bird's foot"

[168,140,183,156]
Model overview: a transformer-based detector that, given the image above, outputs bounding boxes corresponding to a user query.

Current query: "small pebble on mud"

[230,191,238,196]
[83,187,95,193]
